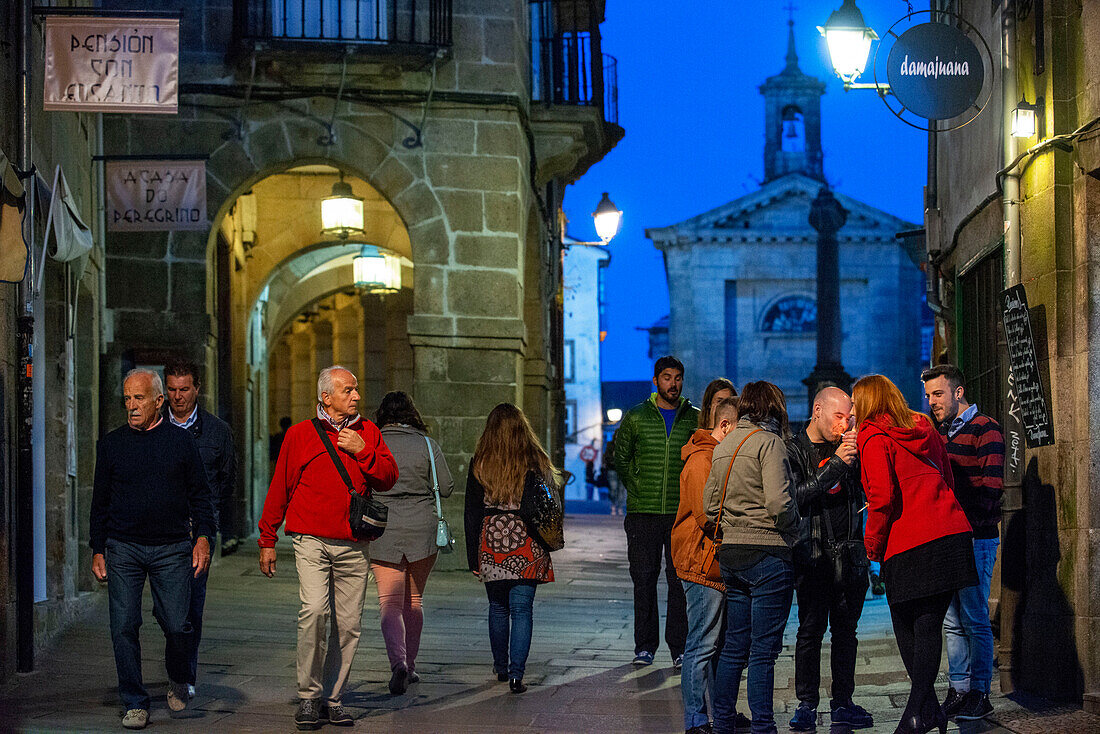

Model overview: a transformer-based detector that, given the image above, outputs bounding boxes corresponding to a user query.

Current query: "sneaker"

[166,680,188,712]
[187,684,196,700]
[954,690,993,721]
[321,703,353,726]
[789,702,817,731]
[389,664,408,695]
[632,650,654,666]
[295,698,321,731]
[870,572,886,595]
[831,700,874,729]
[672,654,683,671]
[407,671,420,684]
[685,726,712,734]
[121,709,149,730]
[942,687,966,719]
[733,712,751,732]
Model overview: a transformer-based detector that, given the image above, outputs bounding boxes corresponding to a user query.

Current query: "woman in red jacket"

[854,375,976,734]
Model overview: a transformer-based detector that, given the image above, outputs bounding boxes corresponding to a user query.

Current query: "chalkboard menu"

[1000,285,1054,447]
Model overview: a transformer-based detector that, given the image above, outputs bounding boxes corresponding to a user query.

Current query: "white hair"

[124,368,164,398]
[318,365,354,402]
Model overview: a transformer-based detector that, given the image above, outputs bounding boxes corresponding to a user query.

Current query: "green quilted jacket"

[613,395,700,514]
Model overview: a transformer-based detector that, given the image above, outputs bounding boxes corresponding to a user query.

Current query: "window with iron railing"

[957,245,1005,425]
[236,0,451,48]
[529,0,618,125]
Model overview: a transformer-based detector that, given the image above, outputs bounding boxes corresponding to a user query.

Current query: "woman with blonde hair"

[463,403,556,694]
[853,375,975,734]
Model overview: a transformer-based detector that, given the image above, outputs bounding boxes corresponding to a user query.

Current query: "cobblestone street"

[2,515,1093,733]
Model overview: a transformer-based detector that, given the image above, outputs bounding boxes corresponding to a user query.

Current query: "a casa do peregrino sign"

[105,160,206,232]
[43,15,179,114]
[887,21,984,120]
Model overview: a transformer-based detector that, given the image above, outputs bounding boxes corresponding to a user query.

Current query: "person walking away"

[614,355,700,668]
[464,403,556,694]
[90,369,216,730]
[786,387,874,731]
[856,374,977,734]
[257,366,398,731]
[922,364,1004,721]
[704,381,800,734]
[370,391,454,695]
[673,393,752,734]
[163,359,237,699]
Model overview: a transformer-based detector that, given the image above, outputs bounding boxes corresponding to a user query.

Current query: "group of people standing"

[613,357,1004,734]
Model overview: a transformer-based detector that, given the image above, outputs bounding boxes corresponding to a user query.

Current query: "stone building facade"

[646,23,925,420]
[0,0,621,678]
[925,0,1100,710]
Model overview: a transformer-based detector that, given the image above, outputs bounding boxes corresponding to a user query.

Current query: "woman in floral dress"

[463,403,556,694]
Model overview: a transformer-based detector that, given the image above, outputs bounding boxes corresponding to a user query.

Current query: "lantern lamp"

[818,0,878,84]
[321,173,364,240]
[353,245,401,293]
[592,192,622,244]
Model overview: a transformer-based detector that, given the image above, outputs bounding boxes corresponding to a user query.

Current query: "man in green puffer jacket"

[614,356,700,668]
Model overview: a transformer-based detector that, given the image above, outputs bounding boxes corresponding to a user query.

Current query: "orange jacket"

[671,429,724,590]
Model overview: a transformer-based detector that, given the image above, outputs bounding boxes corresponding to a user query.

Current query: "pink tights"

[371,554,436,672]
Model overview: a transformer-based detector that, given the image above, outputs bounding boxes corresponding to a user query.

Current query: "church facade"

[646,24,926,420]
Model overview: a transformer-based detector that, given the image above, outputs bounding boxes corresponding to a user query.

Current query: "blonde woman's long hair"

[472,403,555,505]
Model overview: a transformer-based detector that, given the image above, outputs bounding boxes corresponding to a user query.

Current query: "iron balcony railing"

[236,0,451,51]
[530,0,618,125]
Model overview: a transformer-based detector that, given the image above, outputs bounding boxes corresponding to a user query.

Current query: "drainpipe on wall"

[998,0,1025,696]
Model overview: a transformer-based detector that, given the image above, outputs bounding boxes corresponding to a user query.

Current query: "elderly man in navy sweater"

[90,368,215,731]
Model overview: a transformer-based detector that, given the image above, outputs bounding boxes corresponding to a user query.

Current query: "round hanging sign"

[886,22,984,120]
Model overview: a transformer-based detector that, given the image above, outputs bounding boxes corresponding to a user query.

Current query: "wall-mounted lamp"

[605,407,623,423]
[592,192,623,244]
[321,172,364,240]
[819,0,879,86]
[353,245,401,293]
[1011,98,1042,139]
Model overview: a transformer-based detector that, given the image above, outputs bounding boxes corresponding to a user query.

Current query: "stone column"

[290,325,315,422]
[803,186,852,409]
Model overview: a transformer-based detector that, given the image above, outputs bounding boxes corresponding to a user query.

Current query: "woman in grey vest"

[371,392,454,695]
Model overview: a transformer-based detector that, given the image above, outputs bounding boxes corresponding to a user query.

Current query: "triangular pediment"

[645,174,917,244]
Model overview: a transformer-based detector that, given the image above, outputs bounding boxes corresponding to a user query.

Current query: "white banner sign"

[106,160,206,231]
[44,16,179,114]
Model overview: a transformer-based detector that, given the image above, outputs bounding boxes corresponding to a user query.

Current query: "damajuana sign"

[886,22,984,120]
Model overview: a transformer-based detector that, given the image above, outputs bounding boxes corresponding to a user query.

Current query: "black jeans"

[794,565,868,708]
[624,513,686,658]
[889,591,953,723]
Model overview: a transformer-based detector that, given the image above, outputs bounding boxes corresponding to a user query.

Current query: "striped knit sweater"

[938,412,1004,539]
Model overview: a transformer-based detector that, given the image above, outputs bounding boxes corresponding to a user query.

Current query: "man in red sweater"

[258,366,398,730]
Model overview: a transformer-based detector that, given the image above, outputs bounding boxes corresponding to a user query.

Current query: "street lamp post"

[566,192,622,247]
[802,186,852,409]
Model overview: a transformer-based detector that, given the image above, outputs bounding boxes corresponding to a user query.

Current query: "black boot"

[508,677,527,694]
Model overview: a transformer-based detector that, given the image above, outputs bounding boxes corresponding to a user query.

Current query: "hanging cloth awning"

[0,147,28,283]
[39,164,94,289]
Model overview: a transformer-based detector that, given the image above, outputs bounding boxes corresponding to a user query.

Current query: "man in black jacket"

[164,359,237,699]
[91,369,215,729]
[786,387,874,731]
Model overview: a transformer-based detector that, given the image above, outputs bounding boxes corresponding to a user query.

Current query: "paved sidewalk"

[0,515,1085,732]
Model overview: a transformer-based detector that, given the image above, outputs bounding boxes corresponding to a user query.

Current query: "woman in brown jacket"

[672,389,747,734]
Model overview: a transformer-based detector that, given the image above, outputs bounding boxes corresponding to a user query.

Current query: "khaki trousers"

[292,534,370,703]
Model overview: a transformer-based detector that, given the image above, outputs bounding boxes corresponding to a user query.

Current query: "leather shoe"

[508,677,527,694]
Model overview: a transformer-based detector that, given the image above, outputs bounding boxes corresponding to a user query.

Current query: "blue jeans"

[944,537,999,693]
[682,580,727,729]
[486,580,537,679]
[105,539,193,710]
[186,565,209,686]
[713,553,794,734]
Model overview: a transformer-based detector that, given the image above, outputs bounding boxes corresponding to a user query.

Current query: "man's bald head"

[809,386,853,442]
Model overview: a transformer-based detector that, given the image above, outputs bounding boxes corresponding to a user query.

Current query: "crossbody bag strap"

[424,435,443,520]
[714,429,763,532]
[312,418,357,497]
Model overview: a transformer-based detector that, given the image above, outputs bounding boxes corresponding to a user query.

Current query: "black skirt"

[882,532,978,605]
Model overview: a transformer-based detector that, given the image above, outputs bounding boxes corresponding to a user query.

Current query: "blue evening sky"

[564,1,927,381]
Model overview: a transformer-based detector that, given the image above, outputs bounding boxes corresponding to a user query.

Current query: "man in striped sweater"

[922,364,1004,722]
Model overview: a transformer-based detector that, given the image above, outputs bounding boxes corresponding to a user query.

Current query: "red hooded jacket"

[258,416,398,547]
[858,413,971,563]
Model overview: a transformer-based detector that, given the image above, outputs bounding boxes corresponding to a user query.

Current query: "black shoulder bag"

[311,419,388,541]
[821,490,870,588]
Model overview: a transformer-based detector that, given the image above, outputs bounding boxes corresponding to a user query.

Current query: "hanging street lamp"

[818,0,880,90]
[353,245,402,293]
[592,192,623,245]
[320,172,364,240]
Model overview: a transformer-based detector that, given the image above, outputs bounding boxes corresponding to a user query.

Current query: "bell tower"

[759,17,826,182]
